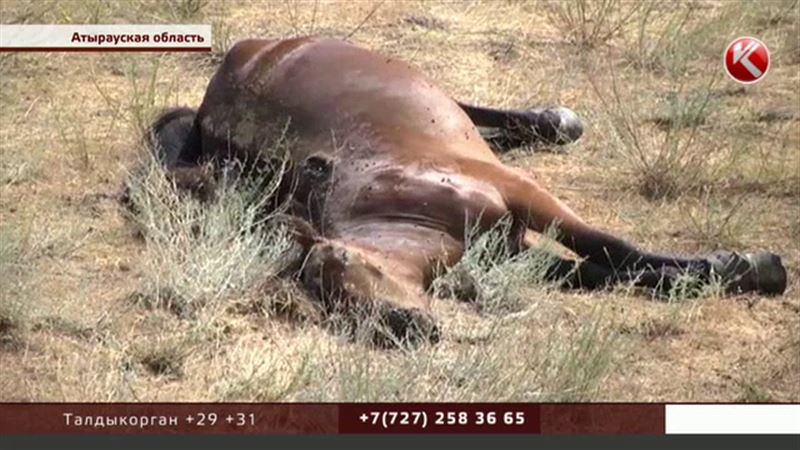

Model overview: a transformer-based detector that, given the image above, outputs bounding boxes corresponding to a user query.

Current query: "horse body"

[195,37,516,323]
[148,36,787,343]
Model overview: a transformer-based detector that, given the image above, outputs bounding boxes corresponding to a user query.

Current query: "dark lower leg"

[545,256,612,290]
[560,227,709,274]
[544,254,682,292]
[548,220,789,296]
[457,102,583,149]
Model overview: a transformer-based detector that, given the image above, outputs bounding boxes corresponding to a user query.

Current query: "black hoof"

[530,106,584,145]
[707,251,788,296]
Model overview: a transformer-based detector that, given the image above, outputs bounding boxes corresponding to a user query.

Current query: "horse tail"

[146,107,202,168]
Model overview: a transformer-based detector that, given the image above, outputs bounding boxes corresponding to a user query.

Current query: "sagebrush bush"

[124,153,297,318]
[546,0,643,48]
[592,70,724,200]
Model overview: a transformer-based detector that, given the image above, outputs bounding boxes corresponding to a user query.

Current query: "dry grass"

[546,0,644,49]
[124,153,295,319]
[431,219,563,315]
[0,0,797,402]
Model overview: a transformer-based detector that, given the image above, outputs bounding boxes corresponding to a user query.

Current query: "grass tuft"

[546,0,643,49]
[431,218,562,315]
[212,335,315,401]
[124,152,297,321]
[592,69,726,200]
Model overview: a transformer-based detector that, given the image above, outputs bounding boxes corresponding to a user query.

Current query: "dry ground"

[0,0,798,402]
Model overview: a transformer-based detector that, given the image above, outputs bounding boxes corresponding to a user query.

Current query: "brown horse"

[145,36,787,343]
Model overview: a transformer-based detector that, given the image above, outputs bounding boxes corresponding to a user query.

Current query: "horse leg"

[457,102,584,151]
[542,252,689,293]
[472,161,787,295]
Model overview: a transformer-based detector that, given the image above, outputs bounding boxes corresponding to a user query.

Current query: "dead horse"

[146,36,787,343]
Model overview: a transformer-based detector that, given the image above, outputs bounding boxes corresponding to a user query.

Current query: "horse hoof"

[749,252,788,295]
[708,251,787,296]
[552,106,584,145]
[531,106,584,145]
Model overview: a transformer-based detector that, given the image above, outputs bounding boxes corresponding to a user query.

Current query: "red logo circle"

[724,37,770,84]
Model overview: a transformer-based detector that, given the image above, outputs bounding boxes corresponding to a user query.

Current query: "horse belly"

[341,165,509,239]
